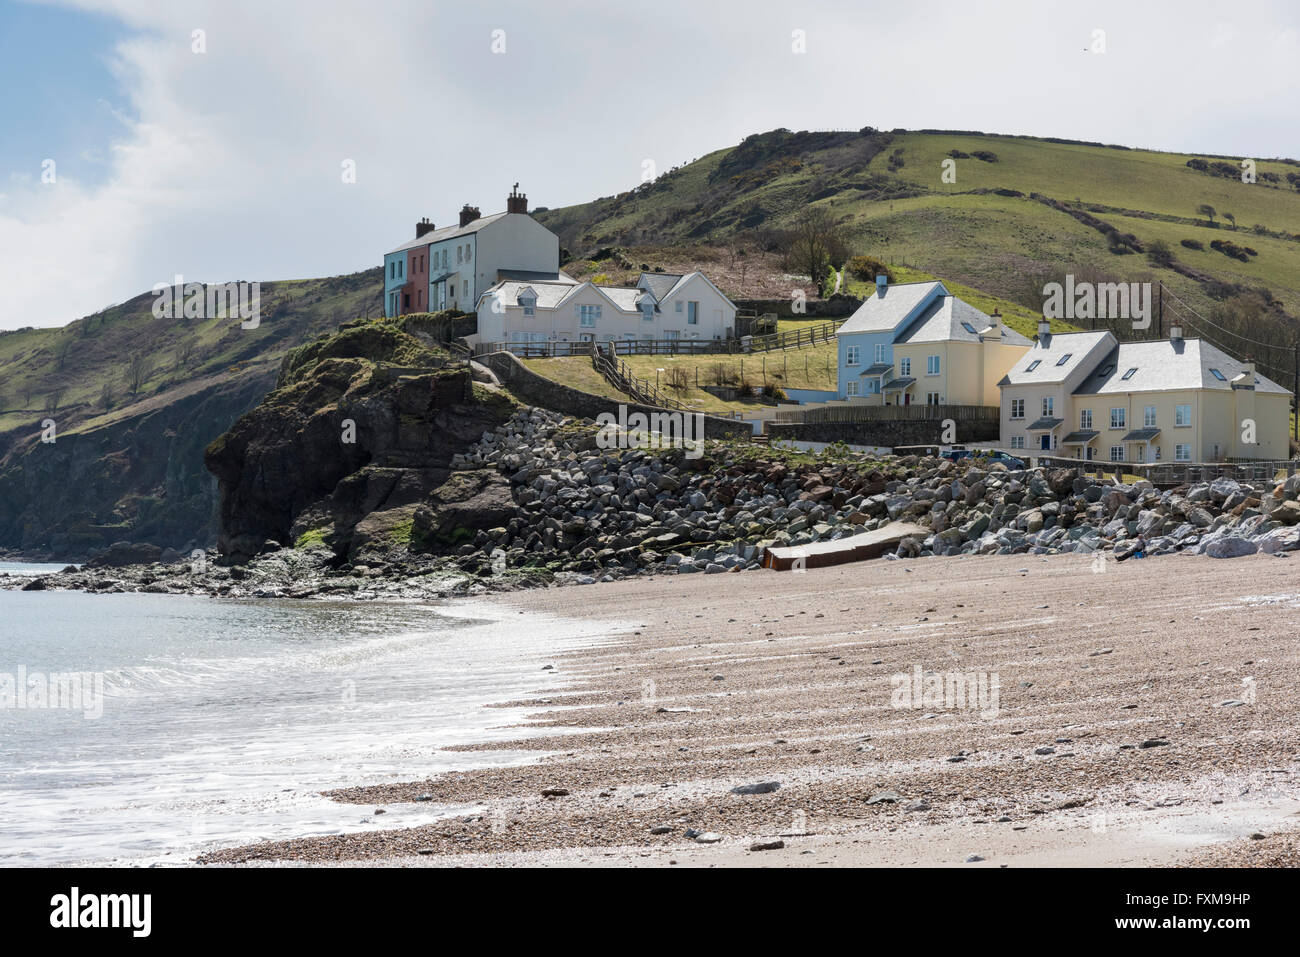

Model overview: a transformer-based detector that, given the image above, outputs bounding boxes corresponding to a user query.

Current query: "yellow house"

[838,279,1032,406]
[1001,322,1292,462]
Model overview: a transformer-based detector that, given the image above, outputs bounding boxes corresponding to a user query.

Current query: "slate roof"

[1062,430,1100,443]
[1000,331,1116,386]
[1122,428,1162,441]
[837,282,948,335]
[895,296,1033,346]
[1026,416,1064,430]
[387,212,509,254]
[1073,339,1291,396]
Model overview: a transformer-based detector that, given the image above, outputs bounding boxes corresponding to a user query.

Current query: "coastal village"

[381,185,1293,470]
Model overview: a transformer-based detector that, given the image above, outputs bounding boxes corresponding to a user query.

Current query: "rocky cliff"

[204,315,516,563]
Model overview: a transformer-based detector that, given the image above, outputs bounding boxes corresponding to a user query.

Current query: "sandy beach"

[201,550,1300,867]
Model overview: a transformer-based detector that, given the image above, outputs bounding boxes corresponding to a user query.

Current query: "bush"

[947,149,970,159]
[1146,240,1175,267]
[972,150,998,163]
[1180,238,1204,250]
[847,255,894,282]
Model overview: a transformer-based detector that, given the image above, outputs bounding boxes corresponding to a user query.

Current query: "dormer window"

[520,296,536,317]
[641,302,655,321]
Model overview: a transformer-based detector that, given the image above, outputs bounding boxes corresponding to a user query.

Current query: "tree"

[45,387,67,412]
[1146,240,1174,268]
[1197,204,1217,226]
[785,208,848,297]
[1223,211,1237,231]
[126,355,153,394]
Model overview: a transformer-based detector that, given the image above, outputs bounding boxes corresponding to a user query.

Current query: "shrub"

[1180,238,1204,251]
[847,255,893,282]
[947,149,970,159]
[971,150,998,163]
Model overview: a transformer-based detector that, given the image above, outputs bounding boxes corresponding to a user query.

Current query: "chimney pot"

[506,183,529,215]
[1037,318,1051,339]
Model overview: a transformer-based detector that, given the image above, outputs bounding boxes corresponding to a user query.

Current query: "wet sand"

[201,551,1300,867]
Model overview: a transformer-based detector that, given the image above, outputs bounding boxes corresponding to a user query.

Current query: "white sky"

[2,0,1298,328]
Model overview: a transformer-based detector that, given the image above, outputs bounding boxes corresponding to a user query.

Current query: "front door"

[1040,434,1051,451]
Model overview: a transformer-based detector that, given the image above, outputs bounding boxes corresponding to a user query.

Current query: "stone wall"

[768,417,1000,447]
[734,294,861,319]
[478,351,753,439]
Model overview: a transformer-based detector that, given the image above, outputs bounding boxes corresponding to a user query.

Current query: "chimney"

[875,274,888,297]
[1169,321,1183,344]
[983,309,1002,341]
[506,183,528,215]
[459,204,481,228]
[1037,318,1051,340]
[415,217,435,238]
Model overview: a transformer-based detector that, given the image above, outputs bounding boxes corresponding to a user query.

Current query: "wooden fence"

[773,403,1000,426]
[1034,454,1298,486]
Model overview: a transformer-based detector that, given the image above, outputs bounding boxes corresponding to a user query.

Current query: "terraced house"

[834,277,1033,405]
[382,186,559,317]
[476,270,737,347]
[1000,321,1291,462]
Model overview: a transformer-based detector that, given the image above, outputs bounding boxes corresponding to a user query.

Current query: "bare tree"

[785,208,849,297]
[126,355,154,394]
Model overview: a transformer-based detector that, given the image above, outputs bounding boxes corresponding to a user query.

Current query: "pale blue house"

[834,277,950,401]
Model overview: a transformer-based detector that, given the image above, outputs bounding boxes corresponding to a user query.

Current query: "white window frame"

[926,391,941,405]
[579,304,601,327]
[1175,444,1191,462]
[1010,398,1025,420]
[1144,406,1157,428]
[926,355,940,376]
[687,301,699,325]
[846,380,859,397]
[1042,396,1054,417]
[1175,404,1191,427]
[1080,409,1092,429]
[900,357,911,376]
[1110,407,1126,430]
[1010,435,1025,449]
[874,343,887,363]
[846,345,861,367]
[1110,446,1124,462]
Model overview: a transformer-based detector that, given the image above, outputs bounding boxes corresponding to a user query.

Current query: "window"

[579,304,601,327]
[457,247,463,263]
[1175,404,1191,427]
[846,345,861,366]
[1122,367,1138,380]
[926,392,941,405]
[665,330,679,340]
[1010,435,1025,449]
[1110,446,1124,462]
[580,333,594,343]
[1026,360,1041,371]
[1210,368,1227,381]
[1154,445,1161,460]
[1080,409,1092,429]
[900,357,911,376]
[463,280,469,298]
[1056,353,1073,366]
[1010,398,1025,420]
[1110,408,1125,429]
[1042,396,1054,417]
[874,343,886,363]
[641,304,654,321]
[1175,444,1191,462]
[521,297,536,317]
[961,321,977,334]
[1144,406,1157,428]
[687,302,699,325]
[846,381,859,397]
[675,301,683,313]
[926,355,940,375]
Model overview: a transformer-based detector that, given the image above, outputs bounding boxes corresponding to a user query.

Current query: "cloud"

[2,0,1298,329]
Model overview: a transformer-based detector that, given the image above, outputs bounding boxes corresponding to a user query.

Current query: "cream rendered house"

[836,278,1032,406]
[1001,321,1291,462]
[476,270,736,347]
